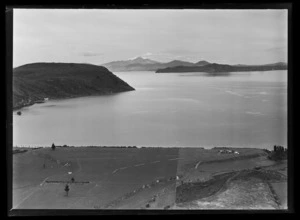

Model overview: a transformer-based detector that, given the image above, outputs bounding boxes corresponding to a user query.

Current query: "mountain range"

[102,57,287,73]
[102,57,209,72]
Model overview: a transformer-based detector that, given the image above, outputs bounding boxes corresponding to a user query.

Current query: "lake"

[13,71,287,149]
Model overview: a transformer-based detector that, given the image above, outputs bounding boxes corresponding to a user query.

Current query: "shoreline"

[12,145,282,149]
[12,145,287,152]
[13,89,135,112]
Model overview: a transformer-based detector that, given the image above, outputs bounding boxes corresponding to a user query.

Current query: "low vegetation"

[176,172,235,203]
[268,145,287,161]
[12,149,28,154]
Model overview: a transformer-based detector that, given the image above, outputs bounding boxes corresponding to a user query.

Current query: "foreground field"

[174,148,287,209]
[12,147,287,209]
[13,147,178,209]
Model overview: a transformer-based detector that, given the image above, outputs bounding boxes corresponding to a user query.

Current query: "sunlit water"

[13,71,287,149]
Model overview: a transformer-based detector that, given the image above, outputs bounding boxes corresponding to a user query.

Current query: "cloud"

[163,48,196,54]
[265,46,287,53]
[128,52,154,60]
[81,52,103,57]
[143,52,153,56]
[130,52,198,62]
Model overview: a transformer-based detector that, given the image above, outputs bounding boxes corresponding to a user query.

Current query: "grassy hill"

[13,63,135,110]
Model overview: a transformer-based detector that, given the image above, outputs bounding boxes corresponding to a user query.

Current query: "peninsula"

[13,63,135,110]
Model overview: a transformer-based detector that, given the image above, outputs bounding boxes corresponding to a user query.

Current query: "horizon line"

[13,59,288,68]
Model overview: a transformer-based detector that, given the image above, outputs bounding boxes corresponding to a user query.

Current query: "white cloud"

[81,52,103,57]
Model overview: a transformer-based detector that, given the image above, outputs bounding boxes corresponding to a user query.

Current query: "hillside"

[13,63,135,110]
[195,60,211,66]
[156,62,288,73]
[163,60,195,67]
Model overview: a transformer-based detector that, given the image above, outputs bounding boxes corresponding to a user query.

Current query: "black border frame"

[5,2,294,216]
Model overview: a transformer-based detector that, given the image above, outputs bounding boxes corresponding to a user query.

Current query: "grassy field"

[13,147,179,209]
[12,146,287,210]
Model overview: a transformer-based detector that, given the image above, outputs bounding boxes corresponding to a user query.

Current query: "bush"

[164,205,170,209]
[268,146,287,161]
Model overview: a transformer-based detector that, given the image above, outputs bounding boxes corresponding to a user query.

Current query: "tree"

[51,143,56,151]
[65,184,70,196]
[71,177,75,183]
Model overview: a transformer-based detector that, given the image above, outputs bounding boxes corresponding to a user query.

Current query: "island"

[13,63,135,110]
[155,62,288,73]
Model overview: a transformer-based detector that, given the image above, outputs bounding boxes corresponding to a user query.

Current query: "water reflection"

[204,72,231,77]
[178,72,231,77]
[13,71,287,148]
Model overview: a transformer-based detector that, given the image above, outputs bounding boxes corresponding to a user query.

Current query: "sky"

[13,9,288,67]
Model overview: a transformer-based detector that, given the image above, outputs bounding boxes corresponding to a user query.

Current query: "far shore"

[13,145,281,150]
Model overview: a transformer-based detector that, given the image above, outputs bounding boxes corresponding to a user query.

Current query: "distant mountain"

[232,62,288,67]
[195,60,211,66]
[13,63,135,110]
[129,57,160,65]
[156,62,288,73]
[102,57,162,71]
[163,60,195,67]
[102,57,209,72]
[103,57,287,73]
[261,62,288,67]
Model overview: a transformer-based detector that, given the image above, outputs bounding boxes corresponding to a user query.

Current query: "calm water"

[13,71,287,149]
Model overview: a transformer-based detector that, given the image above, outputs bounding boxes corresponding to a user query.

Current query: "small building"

[219,149,236,154]
[234,151,239,154]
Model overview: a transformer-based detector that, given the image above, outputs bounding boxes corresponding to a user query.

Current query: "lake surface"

[13,71,287,149]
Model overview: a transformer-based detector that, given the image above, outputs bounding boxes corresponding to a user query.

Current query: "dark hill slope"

[13,63,135,110]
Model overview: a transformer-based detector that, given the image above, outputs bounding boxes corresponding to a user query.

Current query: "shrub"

[268,146,287,161]
[164,205,170,209]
